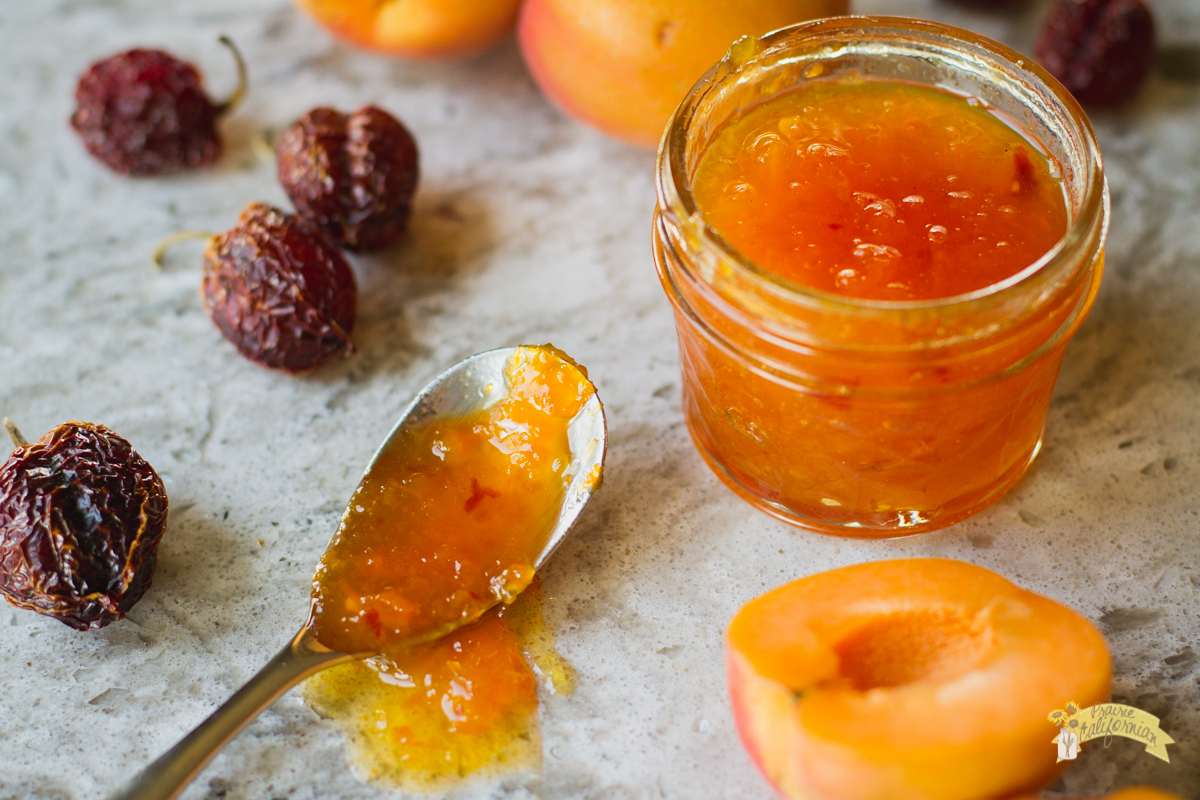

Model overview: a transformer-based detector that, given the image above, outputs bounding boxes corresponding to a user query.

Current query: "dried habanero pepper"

[70,37,247,176]
[1037,0,1156,106]
[0,419,169,631]
[276,106,419,252]
[201,203,358,372]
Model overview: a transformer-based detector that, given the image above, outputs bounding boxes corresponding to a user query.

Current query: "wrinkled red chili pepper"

[277,106,419,252]
[1037,0,1156,106]
[0,421,169,631]
[201,203,358,373]
[70,37,247,176]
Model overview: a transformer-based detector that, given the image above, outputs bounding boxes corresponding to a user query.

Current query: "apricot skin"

[517,0,849,148]
[726,559,1112,800]
[294,0,521,60]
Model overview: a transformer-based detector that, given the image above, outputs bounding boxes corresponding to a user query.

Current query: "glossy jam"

[303,580,573,791]
[693,80,1068,301]
[304,346,590,787]
[309,346,593,654]
[655,63,1104,536]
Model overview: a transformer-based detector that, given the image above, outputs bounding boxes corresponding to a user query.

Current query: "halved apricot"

[727,559,1111,800]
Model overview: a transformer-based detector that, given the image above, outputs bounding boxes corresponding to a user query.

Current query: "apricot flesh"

[295,0,522,60]
[517,0,849,148]
[726,559,1111,800]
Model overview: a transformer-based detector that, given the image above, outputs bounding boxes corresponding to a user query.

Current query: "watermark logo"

[1048,700,1175,763]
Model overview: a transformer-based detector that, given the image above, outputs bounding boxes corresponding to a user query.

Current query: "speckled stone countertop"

[0,1,1197,798]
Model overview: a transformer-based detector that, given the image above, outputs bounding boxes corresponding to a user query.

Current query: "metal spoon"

[109,346,607,800]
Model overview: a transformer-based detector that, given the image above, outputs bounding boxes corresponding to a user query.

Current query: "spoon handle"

[108,627,352,800]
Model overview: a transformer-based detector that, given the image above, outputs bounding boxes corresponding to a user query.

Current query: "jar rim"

[656,15,1107,314]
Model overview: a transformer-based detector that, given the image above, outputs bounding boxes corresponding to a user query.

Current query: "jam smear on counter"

[303,579,572,790]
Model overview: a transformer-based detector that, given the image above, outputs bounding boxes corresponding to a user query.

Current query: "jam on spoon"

[299,345,598,787]
[109,345,606,800]
[310,344,599,654]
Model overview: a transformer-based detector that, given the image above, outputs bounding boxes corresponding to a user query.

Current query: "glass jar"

[653,16,1107,537]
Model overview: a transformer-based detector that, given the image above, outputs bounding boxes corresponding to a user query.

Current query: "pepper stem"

[3,418,29,448]
[252,128,278,163]
[152,230,217,271]
[214,35,248,117]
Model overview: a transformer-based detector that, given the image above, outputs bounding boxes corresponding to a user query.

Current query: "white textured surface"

[0,1,1197,798]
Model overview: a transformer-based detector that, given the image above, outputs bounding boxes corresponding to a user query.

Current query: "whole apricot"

[726,559,1111,800]
[294,0,522,60]
[518,0,849,148]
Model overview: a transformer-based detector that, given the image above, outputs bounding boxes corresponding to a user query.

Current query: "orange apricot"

[294,0,521,60]
[517,0,848,148]
[726,559,1111,800]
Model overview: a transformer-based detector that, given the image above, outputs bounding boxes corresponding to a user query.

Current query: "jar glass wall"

[653,17,1107,537]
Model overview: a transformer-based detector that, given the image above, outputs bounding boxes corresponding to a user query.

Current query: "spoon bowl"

[110,345,606,800]
[360,347,606,625]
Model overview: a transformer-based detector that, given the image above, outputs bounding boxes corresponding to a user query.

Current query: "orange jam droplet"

[692,80,1069,300]
[303,580,573,791]
[308,345,594,656]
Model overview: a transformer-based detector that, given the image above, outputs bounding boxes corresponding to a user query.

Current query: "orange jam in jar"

[653,18,1107,536]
